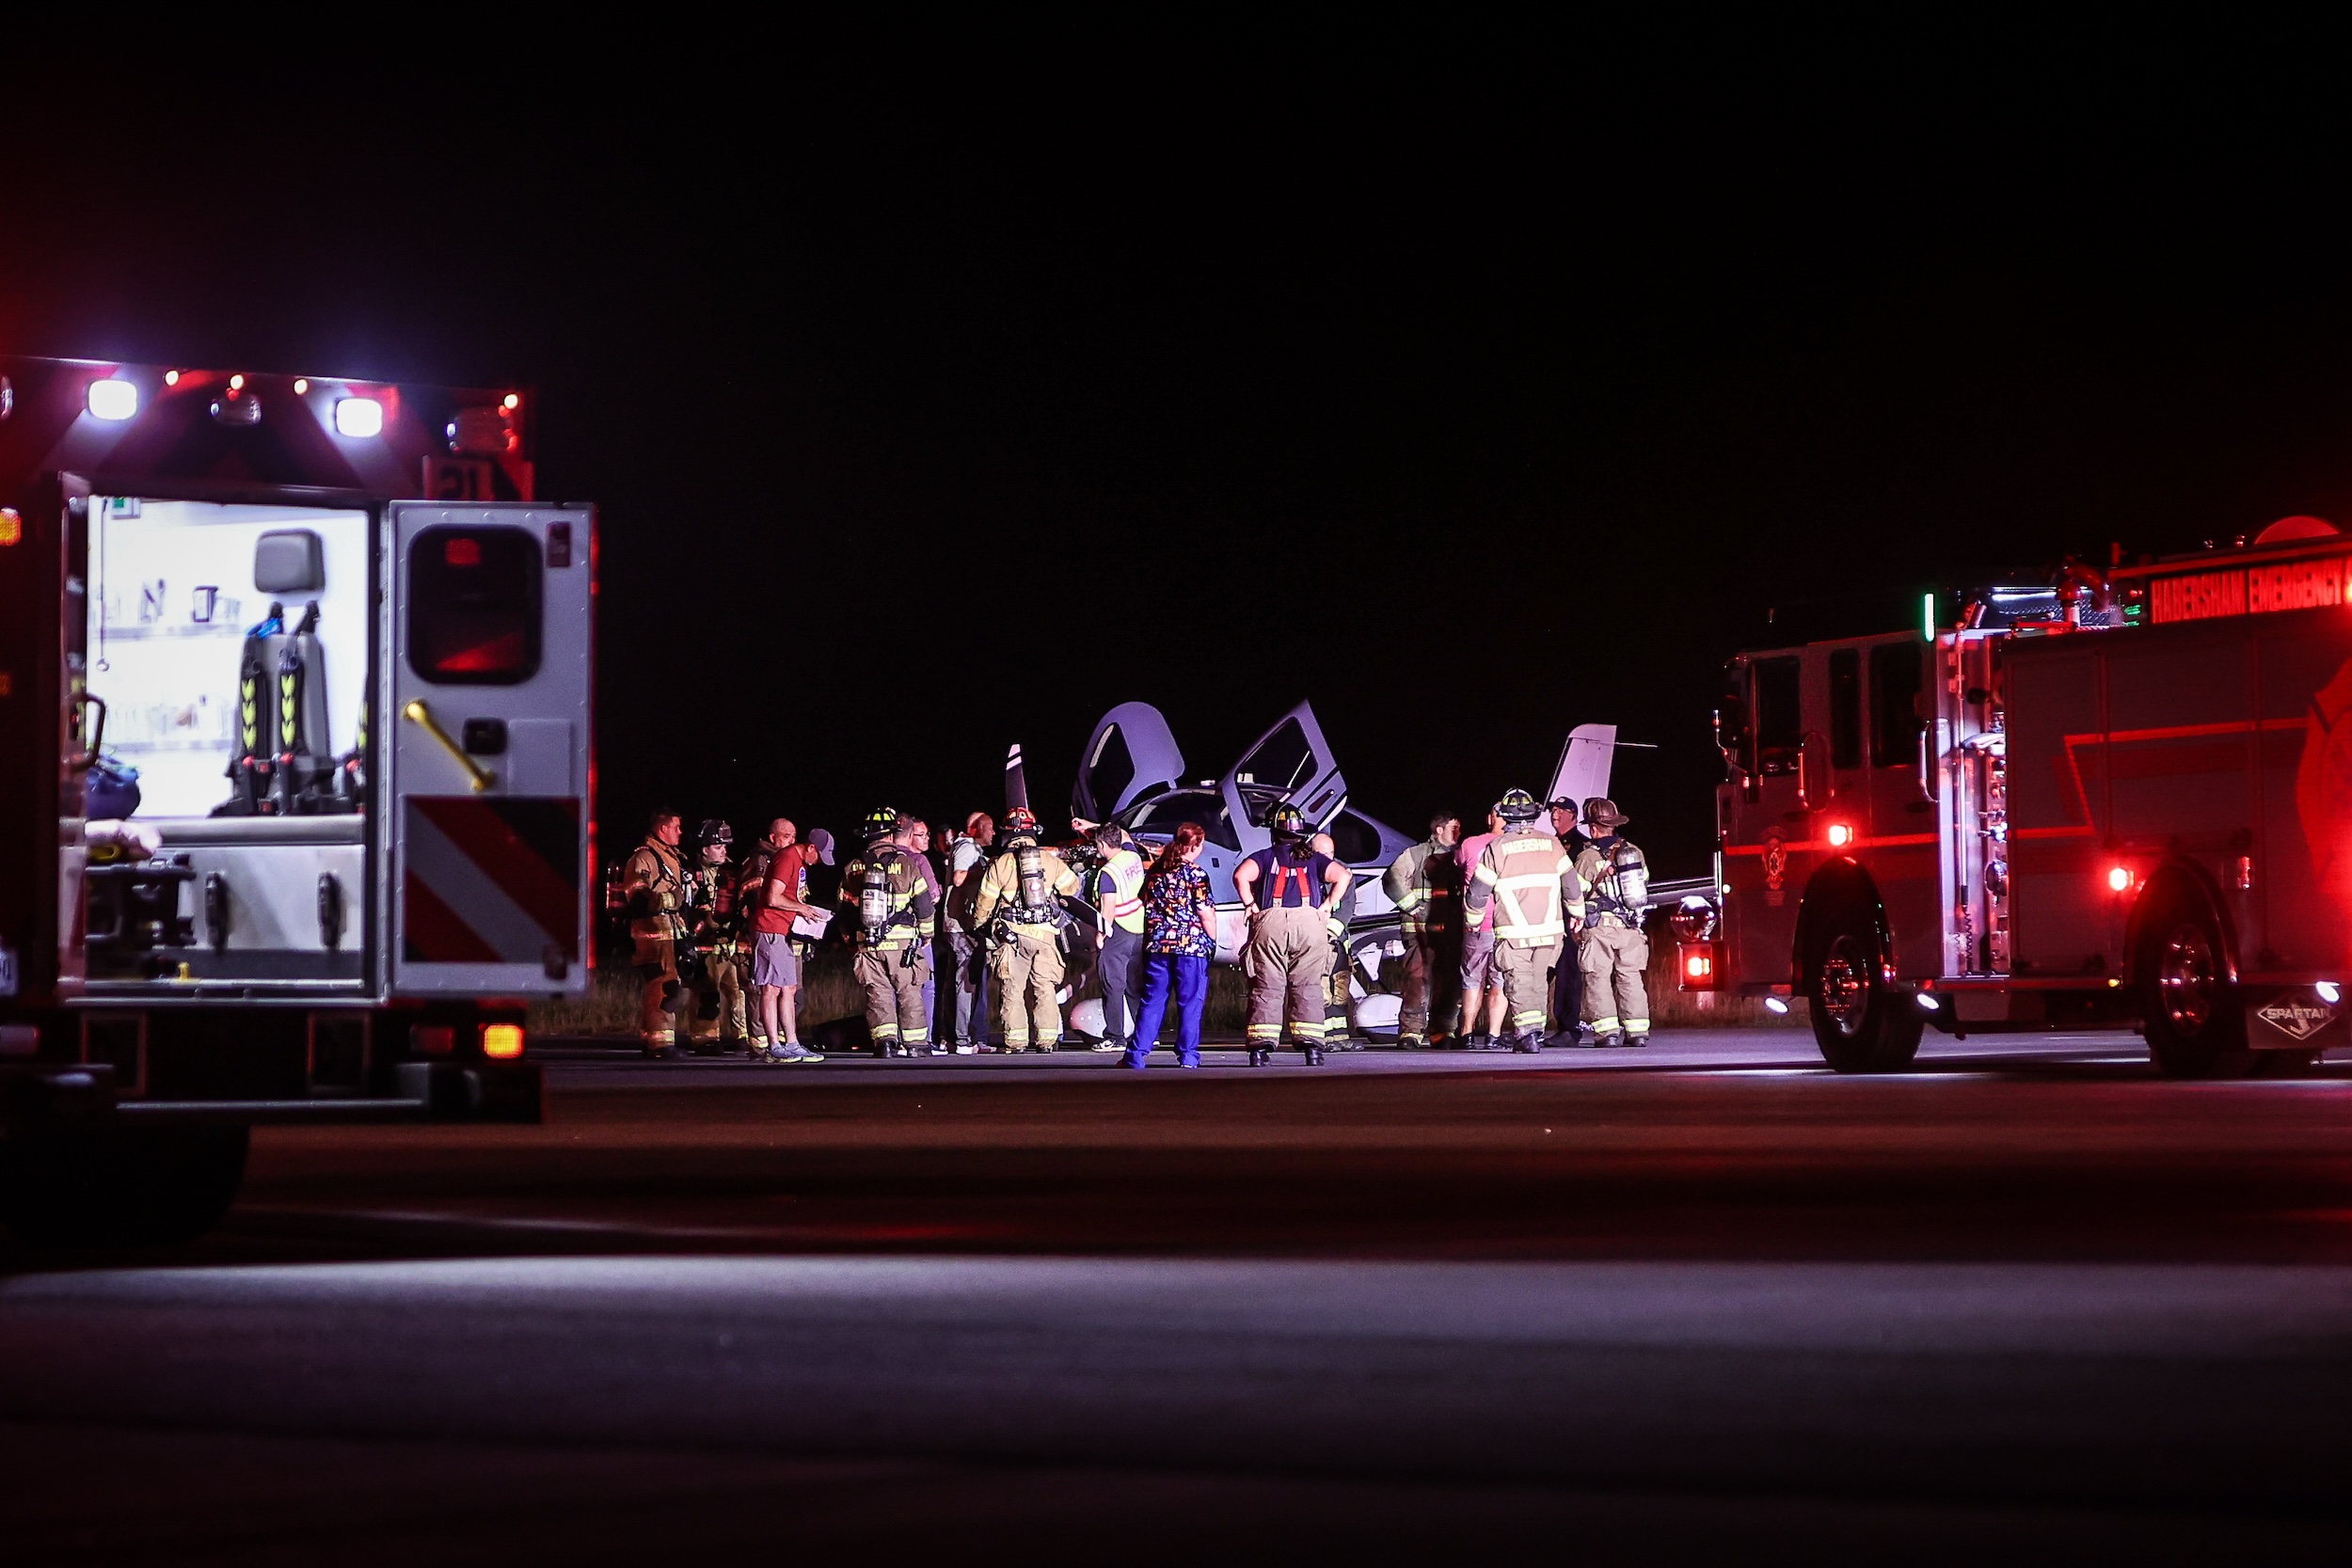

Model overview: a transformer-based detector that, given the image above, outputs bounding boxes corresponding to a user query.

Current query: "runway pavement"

[8,1029,2352,1560]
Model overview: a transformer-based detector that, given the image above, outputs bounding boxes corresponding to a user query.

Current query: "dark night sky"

[8,39,2352,874]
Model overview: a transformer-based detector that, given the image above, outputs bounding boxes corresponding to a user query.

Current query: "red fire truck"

[0,355,592,1242]
[1693,516,2352,1076]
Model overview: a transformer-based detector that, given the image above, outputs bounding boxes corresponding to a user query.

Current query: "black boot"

[1303,1044,1326,1067]
[1248,1046,1270,1067]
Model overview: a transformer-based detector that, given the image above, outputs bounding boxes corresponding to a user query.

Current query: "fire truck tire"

[0,1124,249,1247]
[1806,922,1923,1073]
[2136,900,2253,1079]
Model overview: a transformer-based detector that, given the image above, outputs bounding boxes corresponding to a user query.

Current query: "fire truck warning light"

[2318,981,2341,1005]
[1915,991,1940,1011]
[1826,822,1854,847]
[1764,996,1790,1015]
[482,1024,524,1059]
[334,397,384,438]
[2107,865,2133,893]
[87,379,138,420]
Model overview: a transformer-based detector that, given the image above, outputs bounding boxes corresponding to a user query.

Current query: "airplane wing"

[1072,703,1188,823]
[1548,723,1618,814]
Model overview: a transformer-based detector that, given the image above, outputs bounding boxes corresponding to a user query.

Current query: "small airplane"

[1025,701,1638,1035]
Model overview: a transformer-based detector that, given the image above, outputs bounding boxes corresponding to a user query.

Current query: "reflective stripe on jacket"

[1097,848,1148,934]
[1466,828,1578,944]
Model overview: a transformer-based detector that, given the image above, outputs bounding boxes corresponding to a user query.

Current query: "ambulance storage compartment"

[81,499,369,990]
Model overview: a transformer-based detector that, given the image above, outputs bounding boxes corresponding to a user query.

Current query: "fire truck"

[0,355,591,1242]
[1691,516,2352,1076]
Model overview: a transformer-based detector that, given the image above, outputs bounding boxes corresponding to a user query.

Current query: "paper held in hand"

[790,910,834,942]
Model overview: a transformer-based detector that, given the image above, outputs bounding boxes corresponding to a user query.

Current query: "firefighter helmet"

[1583,797,1629,831]
[1265,803,1310,842]
[1002,806,1041,839]
[695,818,733,847]
[1495,787,1542,822]
[860,805,902,842]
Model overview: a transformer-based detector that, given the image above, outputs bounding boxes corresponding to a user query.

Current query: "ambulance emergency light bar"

[87,372,387,440]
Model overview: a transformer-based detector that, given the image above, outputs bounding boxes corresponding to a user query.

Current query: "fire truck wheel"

[0,1124,249,1248]
[2137,904,2252,1078]
[1807,925,1924,1073]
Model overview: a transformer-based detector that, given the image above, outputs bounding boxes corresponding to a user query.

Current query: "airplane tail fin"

[1548,723,1618,815]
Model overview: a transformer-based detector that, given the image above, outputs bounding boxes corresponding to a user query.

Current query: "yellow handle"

[401,699,496,793]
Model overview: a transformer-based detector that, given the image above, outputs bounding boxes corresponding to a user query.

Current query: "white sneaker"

[952,1045,977,1055]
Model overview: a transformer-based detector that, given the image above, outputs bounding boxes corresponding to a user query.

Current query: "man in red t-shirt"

[746,819,831,1062]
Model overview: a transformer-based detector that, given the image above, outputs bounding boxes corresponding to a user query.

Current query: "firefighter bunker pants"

[695,944,747,1042]
[1247,905,1331,1049]
[635,937,680,1047]
[1579,922,1651,1038]
[1494,937,1562,1037]
[855,944,931,1051]
[992,926,1066,1049]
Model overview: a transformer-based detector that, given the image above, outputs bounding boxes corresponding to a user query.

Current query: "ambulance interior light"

[87,378,138,420]
[334,397,384,438]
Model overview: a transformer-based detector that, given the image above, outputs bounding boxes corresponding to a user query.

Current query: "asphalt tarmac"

[8,1029,2352,1562]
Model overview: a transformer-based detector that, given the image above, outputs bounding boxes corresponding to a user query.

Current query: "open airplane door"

[1073,702,1188,822]
[1548,723,1617,818]
[1220,701,1347,832]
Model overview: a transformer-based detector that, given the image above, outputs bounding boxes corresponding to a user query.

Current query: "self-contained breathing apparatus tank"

[858,850,894,942]
[1015,839,1049,913]
[1597,842,1647,924]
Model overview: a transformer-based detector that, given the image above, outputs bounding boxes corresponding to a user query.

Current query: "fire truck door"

[383,503,592,998]
[1728,654,1805,986]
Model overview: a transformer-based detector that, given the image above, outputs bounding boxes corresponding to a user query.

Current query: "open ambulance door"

[382,502,592,998]
[1073,702,1188,823]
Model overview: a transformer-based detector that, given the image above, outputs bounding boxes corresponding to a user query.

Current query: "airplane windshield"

[1123,790,1240,850]
[1235,719,1317,792]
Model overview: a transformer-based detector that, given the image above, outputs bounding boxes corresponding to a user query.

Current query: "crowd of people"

[612,784,1651,1067]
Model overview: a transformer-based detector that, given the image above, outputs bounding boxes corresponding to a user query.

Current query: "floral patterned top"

[1143,861,1217,958]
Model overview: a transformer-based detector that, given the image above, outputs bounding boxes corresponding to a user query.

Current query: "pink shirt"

[1456,832,1498,933]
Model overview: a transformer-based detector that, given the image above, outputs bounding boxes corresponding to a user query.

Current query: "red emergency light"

[1677,941,1718,990]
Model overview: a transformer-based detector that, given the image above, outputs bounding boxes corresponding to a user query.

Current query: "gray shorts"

[752,932,801,988]
[1460,928,1498,987]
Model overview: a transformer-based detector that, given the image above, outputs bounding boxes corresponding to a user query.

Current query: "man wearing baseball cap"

[1548,797,1593,1045]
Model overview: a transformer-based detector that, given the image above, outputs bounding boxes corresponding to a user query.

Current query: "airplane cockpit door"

[384,502,592,999]
[1220,701,1347,832]
[1073,702,1188,823]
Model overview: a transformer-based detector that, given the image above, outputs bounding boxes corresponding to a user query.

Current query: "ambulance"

[0,355,592,1241]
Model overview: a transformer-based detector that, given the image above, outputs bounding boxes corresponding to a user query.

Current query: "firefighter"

[1381,813,1461,1048]
[837,806,936,1056]
[1461,788,1580,1053]
[1548,796,1593,1047]
[1311,831,1363,1048]
[685,819,748,1051]
[1233,804,1350,1067]
[971,806,1082,1053]
[1089,824,1149,1056]
[1574,797,1651,1048]
[622,808,691,1058]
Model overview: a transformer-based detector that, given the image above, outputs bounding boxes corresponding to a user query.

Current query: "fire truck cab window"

[1869,641,1923,767]
[1829,648,1862,769]
[1753,657,1802,774]
[408,526,542,685]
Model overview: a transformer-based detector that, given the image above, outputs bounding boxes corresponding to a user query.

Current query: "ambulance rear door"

[382,502,593,997]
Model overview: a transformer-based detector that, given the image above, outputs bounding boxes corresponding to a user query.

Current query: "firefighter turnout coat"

[1463,827,1581,1037]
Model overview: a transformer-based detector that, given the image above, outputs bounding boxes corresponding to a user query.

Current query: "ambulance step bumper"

[1,1061,541,1128]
